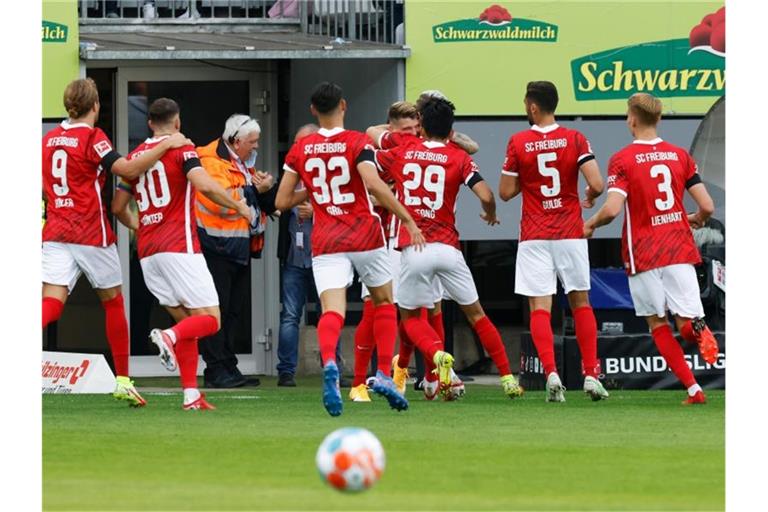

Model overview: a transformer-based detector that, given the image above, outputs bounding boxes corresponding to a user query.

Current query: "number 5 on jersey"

[537,152,560,197]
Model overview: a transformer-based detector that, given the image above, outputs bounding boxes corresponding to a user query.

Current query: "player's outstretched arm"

[275,171,309,211]
[583,191,625,238]
[112,133,193,180]
[470,180,500,226]
[187,167,252,222]
[579,159,604,209]
[451,131,480,155]
[686,183,715,229]
[365,125,390,148]
[358,162,426,250]
[111,188,139,231]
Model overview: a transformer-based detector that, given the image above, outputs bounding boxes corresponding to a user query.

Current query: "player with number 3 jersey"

[499,81,609,402]
[276,82,425,417]
[112,98,252,411]
[42,79,191,407]
[584,93,718,405]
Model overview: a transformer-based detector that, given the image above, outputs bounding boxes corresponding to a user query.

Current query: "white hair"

[223,114,261,142]
[419,90,446,100]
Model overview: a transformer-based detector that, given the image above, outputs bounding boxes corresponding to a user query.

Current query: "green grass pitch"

[43,378,724,511]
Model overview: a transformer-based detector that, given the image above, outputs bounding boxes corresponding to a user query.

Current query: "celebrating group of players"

[42,77,719,415]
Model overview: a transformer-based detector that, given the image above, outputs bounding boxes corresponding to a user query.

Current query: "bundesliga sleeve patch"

[93,140,113,158]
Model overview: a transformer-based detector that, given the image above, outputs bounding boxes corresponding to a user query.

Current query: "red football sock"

[473,315,511,376]
[429,311,445,343]
[175,337,199,389]
[652,324,697,388]
[102,294,130,377]
[168,315,218,343]
[679,320,697,343]
[397,321,415,369]
[402,317,443,366]
[373,303,397,375]
[352,300,376,386]
[530,309,557,377]
[573,306,599,378]
[318,311,344,366]
[42,297,64,328]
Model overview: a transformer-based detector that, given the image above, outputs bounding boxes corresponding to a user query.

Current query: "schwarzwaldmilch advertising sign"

[406,2,725,115]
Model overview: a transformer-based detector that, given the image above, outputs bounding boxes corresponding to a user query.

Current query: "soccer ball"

[315,427,385,492]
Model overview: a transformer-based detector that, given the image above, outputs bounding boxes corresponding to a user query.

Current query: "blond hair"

[387,101,419,122]
[628,93,663,126]
[63,78,99,119]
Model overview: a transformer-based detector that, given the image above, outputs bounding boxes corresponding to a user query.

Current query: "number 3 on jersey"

[537,152,560,197]
[650,164,674,211]
[306,156,354,205]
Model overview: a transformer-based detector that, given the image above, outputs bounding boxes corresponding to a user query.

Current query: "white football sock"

[687,384,702,397]
[183,388,201,404]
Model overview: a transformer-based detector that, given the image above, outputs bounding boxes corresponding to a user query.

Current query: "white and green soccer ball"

[315,427,385,492]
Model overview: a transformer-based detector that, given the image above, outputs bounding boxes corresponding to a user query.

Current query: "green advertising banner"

[406,1,725,115]
[43,0,80,118]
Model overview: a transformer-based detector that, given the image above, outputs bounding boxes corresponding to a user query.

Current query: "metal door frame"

[108,62,280,377]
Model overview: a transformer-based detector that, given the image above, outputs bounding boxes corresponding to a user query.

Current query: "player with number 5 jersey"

[585,93,718,405]
[499,81,609,402]
[112,98,252,411]
[276,82,425,417]
[42,79,192,408]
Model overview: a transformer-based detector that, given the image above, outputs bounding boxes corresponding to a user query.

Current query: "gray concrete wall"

[289,59,401,136]
[453,118,704,240]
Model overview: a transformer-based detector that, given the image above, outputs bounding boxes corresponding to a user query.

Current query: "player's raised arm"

[357,159,425,250]
[365,124,390,148]
[451,130,480,155]
[110,183,139,231]
[187,167,252,222]
[112,132,192,180]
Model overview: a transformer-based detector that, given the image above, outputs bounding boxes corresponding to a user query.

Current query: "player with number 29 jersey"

[502,124,594,241]
[606,139,701,275]
[119,138,203,258]
[374,133,481,250]
[283,127,385,256]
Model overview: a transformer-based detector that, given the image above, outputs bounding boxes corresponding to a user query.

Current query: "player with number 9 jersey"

[43,121,121,248]
[283,127,385,256]
[119,139,202,258]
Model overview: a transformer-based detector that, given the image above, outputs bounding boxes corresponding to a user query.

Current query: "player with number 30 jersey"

[112,98,252,411]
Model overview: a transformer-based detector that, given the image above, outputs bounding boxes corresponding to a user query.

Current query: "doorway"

[110,64,280,376]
